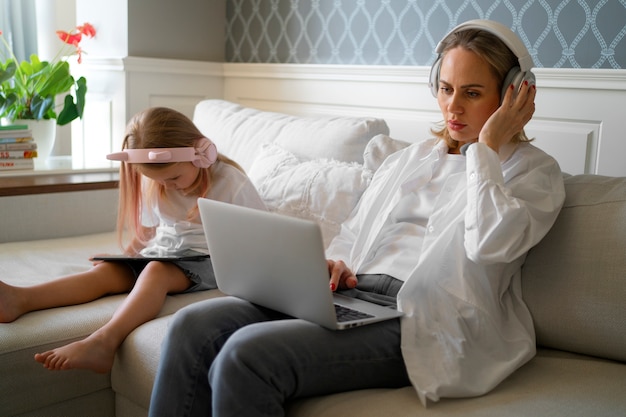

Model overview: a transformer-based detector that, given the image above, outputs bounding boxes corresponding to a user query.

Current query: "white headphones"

[429,19,536,102]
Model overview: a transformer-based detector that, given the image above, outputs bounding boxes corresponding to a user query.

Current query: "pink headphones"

[106,138,218,168]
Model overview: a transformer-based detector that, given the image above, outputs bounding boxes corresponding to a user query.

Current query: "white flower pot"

[15,119,57,170]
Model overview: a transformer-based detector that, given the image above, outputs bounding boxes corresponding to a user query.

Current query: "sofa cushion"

[522,174,626,362]
[287,349,626,417]
[363,133,410,172]
[193,99,389,171]
[248,143,373,248]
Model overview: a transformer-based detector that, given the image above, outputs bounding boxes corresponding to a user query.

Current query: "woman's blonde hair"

[431,28,532,150]
[116,107,243,252]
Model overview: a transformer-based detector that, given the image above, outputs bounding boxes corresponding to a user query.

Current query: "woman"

[148,20,565,415]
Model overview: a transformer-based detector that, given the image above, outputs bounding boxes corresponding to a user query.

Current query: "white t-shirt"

[140,161,266,256]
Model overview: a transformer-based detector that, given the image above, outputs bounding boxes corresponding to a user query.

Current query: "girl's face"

[140,162,200,192]
[436,47,501,145]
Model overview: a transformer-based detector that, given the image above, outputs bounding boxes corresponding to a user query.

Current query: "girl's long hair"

[116,107,243,252]
[431,28,532,151]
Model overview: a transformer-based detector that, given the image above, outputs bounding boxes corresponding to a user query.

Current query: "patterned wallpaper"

[226,0,626,69]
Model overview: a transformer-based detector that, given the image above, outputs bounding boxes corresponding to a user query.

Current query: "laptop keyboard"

[334,304,374,322]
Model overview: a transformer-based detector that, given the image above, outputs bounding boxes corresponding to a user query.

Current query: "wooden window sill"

[0,170,119,196]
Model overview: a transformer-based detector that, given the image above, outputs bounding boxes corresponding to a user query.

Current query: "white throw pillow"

[249,143,373,248]
[193,100,389,172]
[363,134,411,172]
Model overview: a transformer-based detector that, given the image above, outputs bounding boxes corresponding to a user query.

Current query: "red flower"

[54,23,96,64]
[78,23,96,38]
[56,30,82,46]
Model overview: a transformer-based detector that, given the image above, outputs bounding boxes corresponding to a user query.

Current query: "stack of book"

[0,125,37,171]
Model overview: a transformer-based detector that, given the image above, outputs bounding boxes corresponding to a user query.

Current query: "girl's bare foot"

[0,281,25,323]
[34,333,117,374]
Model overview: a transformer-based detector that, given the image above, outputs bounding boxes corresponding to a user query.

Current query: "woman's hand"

[479,79,536,153]
[327,259,358,292]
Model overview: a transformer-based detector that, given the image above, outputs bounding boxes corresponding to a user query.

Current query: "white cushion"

[363,134,411,172]
[522,174,626,363]
[193,100,389,171]
[248,143,373,248]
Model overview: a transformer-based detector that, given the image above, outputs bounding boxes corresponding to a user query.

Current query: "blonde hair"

[431,28,532,150]
[116,107,243,252]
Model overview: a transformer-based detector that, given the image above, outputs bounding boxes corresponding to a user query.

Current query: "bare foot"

[34,333,117,374]
[0,280,25,323]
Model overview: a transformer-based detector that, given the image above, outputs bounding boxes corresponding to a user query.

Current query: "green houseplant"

[0,22,96,126]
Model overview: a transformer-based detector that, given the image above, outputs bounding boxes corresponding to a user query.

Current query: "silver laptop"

[198,198,403,330]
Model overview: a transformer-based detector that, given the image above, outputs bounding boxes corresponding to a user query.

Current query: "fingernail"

[330,283,336,291]
[524,80,529,86]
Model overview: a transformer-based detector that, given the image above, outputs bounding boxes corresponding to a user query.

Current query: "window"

[0,0,38,62]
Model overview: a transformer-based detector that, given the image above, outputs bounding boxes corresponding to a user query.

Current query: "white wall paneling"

[0,189,118,243]
[68,59,626,176]
[70,57,224,168]
[224,64,626,177]
[123,57,224,120]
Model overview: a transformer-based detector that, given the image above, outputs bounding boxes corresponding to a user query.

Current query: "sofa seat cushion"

[111,293,221,414]
[522,174,626,362]
[286,349,626,417]
[0,233,118,416]
[193,99,389,171]
[0,232,222,416]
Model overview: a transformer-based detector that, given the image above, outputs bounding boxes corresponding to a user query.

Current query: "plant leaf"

[0,60,17,83]
[30,95,54,120]
[56,94,79,125]
[0,93,17,115]
[38,61,73,97]
[75,76,87,117]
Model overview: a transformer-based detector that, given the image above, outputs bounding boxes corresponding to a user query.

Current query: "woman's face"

[436,47,501,145]
[140,162,200,192]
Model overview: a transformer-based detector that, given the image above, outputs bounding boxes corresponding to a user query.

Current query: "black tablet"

[92,249,210,262]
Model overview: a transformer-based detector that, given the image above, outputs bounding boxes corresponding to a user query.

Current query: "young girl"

[0,107,266,374]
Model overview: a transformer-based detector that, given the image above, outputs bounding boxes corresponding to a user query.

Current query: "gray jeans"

[149,274,409,417]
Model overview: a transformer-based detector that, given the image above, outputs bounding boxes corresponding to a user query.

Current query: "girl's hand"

[479,79,536,153]
[327,259,358,292]
[89,254,109,265]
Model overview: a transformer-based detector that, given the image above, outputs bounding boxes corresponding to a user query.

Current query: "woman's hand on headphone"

[478,79,536,153]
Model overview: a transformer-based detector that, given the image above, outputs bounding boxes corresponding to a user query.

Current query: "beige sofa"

[1,100,624,417]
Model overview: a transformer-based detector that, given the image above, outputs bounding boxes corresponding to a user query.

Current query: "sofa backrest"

[193,99,389,172]
[522,174,626,363]
[192,100,391,248]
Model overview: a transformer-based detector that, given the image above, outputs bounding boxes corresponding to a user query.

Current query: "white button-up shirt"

[327,139,565,405]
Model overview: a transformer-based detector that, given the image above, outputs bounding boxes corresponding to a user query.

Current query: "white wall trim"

[533,67,626,90]
[123,56,224,77]
[223,63,626,90]
[222,63,626,176]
